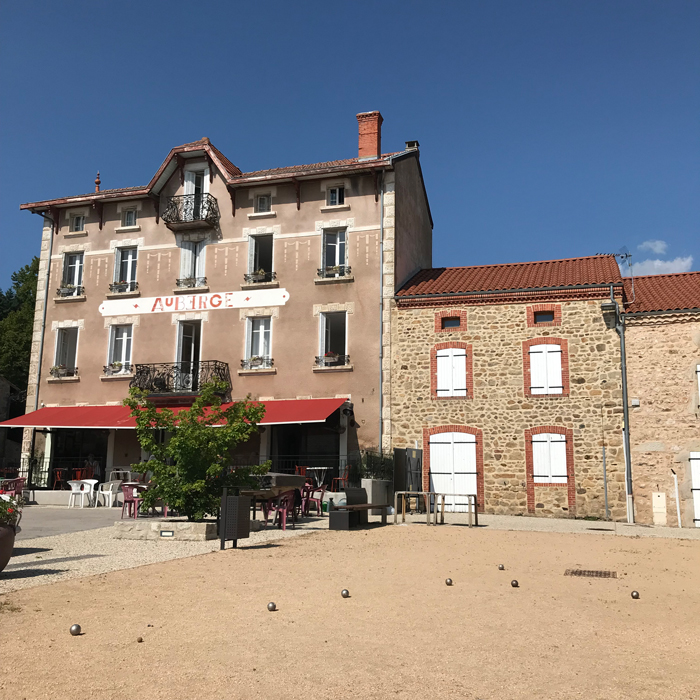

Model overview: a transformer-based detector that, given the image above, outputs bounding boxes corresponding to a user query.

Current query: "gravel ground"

[1,525,698,699]
[1,515,328,594]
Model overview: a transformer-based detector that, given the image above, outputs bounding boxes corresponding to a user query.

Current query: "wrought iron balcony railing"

[243,271,277,284]
[317,265,352,278]
[315,354,350,367]
[109,281,138,294]
[176,277,208,289]
[161,193,220,230]
[49,366,79,378]
[103,362,133,375]
[240,357,274,370]
[130,361,231,395]
[56,285,84,297]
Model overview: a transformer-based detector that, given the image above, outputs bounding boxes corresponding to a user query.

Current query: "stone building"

[391,255,629,519]
[2,111,432,486]
[624,272,700,527]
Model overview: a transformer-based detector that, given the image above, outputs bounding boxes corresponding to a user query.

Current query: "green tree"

[0,257,39,389]
[124,381,267,521]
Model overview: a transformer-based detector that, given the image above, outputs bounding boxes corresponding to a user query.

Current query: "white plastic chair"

[109,469,131,482]
[94,480,122,508]
[68,480,89,508]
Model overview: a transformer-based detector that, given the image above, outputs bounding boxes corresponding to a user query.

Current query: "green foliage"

[123,381,267,521]
[0,257,39,389]
[0,495,23,527]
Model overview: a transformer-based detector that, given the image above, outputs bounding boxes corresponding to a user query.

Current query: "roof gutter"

[396,282,624,302]
[622,307,700,318]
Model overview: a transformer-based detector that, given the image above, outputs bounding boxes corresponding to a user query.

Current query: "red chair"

[264,490,296,531]
[295,465,308,476]
[303,484,326,517]
[53,468,68,490]
[0,478,25,497]
[121,484,144,519]
[331,465,350,492]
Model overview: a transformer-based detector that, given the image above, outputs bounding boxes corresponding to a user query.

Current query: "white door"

[691,452,700,528]
[429,432,477,512]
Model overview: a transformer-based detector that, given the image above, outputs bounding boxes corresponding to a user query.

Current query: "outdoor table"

[241,487,291,520]
[305,466,330,487]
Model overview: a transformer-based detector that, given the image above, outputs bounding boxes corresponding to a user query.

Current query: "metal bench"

[328,487,389,530]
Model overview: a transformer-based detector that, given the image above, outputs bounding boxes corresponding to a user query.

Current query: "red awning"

[0,398,347,430]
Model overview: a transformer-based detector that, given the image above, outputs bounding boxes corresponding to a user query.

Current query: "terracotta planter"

[0,524,16,573]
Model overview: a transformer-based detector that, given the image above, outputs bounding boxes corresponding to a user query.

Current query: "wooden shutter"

[452,348,467,397]
[531,433,550,482]
[429,433,454,503]
[545,345,563,394]
[436,349,452,396]
[529,345,547,394]
[549,434,567,483]
[184,170,195,195]
[180,241,195,278]
[194,242,205,278]
[690,452,700,528]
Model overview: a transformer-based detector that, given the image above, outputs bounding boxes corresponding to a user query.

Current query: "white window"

[180,241,205,284]
[122,208,137,227]
[69,214,85,232]
[532,433,568,484]
[690,452,700,528]
[184,168,210,221]
[529,344,563,395]
[429,432,477,512]
[115,247,138,290]
[436,347,467,397]
[247,318,271,359]
[248,235,273,276]
[255,194,271,213]
[61,253,84,295]
[109,325,132,371]
[320,311,346,356]
[323,230,347,272]
[55,327,78,372]
[327,186,344,206]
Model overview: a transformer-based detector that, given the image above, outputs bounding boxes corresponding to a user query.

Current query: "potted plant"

[324,351,339,364]
[249,355,264,367]
[0,495,23,573]
[50,364,67,378]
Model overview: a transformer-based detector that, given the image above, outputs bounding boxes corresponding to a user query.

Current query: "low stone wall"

[113,519,218,541]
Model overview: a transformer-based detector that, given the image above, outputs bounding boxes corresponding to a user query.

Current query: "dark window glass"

[441,317,460,329]
[534,311,555,324]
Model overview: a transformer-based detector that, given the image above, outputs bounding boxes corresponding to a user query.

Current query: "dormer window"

[255,194,271,213]
[70,214,85,232]
[327,186,345,206]
[122,208,137,228]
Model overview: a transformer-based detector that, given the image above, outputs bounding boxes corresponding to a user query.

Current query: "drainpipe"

[378,172,385,453]
[609,285,634,523]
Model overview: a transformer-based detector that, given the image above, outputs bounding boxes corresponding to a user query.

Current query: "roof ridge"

[628,271,700,280]
[426,254,618,272]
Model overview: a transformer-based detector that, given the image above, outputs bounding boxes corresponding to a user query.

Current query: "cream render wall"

[625,316,700,527]
[391,298,628,519]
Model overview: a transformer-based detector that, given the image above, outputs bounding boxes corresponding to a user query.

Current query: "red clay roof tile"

[397,255,623,297]
[623,272,700,313]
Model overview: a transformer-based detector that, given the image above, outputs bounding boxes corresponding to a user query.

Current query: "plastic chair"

[53,468,68,490]
[295,465,308,476]
[68,480,90,508]
[121,484,144,519]
[331,465,350,492]
[264,490,296,531]
[81,479,98,507]
[303,484,326,517]
[110,469,131,482]
[94,480,122,508]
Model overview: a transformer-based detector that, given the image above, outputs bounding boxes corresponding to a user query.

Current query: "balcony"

[129,361,231,399]
[161,194,220,231]
[176,277,208,290]
[315,354,350,368]
[109,281,138,294]
[240,357,274,371]
[56,285,84,298]
[48,366,79,382]
[317,265,352,279]
[243,271,277,284]
[103,362,133,376]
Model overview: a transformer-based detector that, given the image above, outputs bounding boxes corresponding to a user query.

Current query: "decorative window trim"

[430,342,473,400]
[522,337,570,398]
[435,309,467,333]
[116,200,144,213]
[524,426,575,515]
[313,302,354,316]
[110,238,144,251]
[315,218,355,233]
[64,208,89,221]
[320,179,351,193]
[527,304,562,327]
[51,319,85,331]
[103,315,140,329]
[58,243,90,255]
[422,425,484,512]
[242,225,280,241]
[239,307,280,320]
[171,312,209,324]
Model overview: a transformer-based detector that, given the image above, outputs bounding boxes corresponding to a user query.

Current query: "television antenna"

[615,246,635,303]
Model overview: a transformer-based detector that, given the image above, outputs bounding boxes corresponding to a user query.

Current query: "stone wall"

[391,296,627,519]
[625,314,700,527]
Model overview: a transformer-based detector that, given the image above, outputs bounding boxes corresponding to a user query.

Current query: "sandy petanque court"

[1,524,699,700]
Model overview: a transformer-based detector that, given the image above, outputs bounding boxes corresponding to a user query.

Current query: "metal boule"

[445,578,453,586]
[631,591,640,600]
[511,580,519,588]
[267,602,277,612]
[498,564,505,570]
[69,624,81,636]
[341,589,350,598]
[137,637,143,643]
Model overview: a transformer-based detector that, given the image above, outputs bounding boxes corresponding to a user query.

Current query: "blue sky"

[1,0,698,287]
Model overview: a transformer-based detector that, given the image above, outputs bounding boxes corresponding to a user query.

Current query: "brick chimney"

[357,111,383,160]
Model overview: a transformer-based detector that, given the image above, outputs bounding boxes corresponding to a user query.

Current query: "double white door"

[691,452,700,528]
[429,432,477,512]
